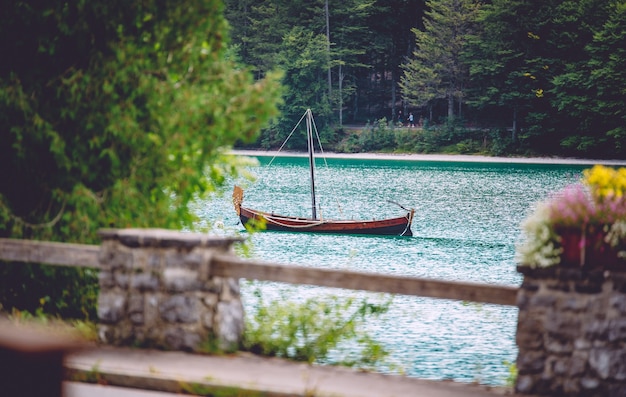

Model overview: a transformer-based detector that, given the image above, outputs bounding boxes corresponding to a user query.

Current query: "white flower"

[516,202,561,268]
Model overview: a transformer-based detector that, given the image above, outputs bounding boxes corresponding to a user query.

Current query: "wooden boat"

[232,109,415,236]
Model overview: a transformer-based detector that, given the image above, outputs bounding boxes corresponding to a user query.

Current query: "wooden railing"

[0,235,519,396]
[0,237,518,306]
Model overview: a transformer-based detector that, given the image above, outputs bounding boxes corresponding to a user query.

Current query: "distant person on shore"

[397,110,403,126]
[418,116,424,128]
[408,112,415,127]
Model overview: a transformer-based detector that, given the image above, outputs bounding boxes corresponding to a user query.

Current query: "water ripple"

[198,156,587,385]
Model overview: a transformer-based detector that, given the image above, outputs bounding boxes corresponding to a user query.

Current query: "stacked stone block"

[97,229,244,352]
[516,266,626,396]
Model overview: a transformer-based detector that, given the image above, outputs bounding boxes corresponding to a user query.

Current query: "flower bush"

[517,165,626,268]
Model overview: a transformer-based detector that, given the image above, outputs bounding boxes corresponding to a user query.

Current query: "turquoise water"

[197,155,589,385]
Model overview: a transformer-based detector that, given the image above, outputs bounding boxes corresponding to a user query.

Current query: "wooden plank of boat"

[238,205,414,236]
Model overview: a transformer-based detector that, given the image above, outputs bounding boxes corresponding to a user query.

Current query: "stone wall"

[97,229,244,352]
[516,266,626,396]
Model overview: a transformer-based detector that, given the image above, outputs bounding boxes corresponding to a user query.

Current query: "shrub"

[243,289,395,370]
[359,118,396,152]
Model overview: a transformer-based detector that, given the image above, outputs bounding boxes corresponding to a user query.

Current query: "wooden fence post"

[0,321,83,397]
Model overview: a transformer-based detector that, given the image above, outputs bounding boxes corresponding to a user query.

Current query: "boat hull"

[239,206,414,237]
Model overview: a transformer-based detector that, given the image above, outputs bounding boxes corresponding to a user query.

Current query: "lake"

[196,153,596,386]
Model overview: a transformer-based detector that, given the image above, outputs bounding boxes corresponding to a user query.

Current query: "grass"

[4,307,98,342]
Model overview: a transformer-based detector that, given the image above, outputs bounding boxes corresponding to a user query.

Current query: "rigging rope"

[266,110,309,168]
[242,110,308,193]
[247,109,347,218]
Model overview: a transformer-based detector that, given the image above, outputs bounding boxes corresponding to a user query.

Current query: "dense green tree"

[225,0,424,125]
[224,0,626,158]
[551,0,625,157]
[0,0,282,317]
[518,0,610,153]
[225,0,333,135]
[228,0,326,78]
[260,27,332,149]
[465,0,544,141]
[466,0,617,155]
[362,0,424,122]
[326,0,375,125]
[223,0,256,62]
[400,0,479,122]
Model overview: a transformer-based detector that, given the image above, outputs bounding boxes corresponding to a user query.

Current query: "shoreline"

[230,149,626,166]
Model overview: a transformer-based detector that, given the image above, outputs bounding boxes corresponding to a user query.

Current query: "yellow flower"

[583,165,626,199]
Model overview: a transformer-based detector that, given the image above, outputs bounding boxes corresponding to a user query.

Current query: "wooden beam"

[212,254,518,306]
[0,238,519,306]
[0,238,99,268]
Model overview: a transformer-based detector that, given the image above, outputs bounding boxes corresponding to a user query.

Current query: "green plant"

[197,332,236,355]
[0,264,99,319]
[243,289,394,371]
[68,319,98,342]
[0,1,282,320]
[359,118,396,152]
[7,308,98,342]
[503,360,518,388]
[454,139,481,154]
[68,362,105,384]
[179,380,262,397]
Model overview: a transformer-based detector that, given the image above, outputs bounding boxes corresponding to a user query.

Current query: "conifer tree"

[400,0,479,122]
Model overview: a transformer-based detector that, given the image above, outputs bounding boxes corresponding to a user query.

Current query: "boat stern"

[401,209,416,237]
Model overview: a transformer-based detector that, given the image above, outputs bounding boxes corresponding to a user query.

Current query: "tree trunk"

[339,64,344,126]
[448,94,454,121]
[391,72,397,122]
[512,106,517,141]
[325,0,331,99]
[353,88,359,123]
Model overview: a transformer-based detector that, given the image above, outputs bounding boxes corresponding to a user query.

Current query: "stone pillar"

[96,229,244,352]
[515,266,626,396]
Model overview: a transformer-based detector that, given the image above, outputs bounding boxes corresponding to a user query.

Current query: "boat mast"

[306,109,317,220]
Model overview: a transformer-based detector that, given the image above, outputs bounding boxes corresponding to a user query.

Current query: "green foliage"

[358,118,396,152]
[453,139,482,154]
[487,129,517,157]
[401,0,479,120]
[551,0,626,157]
[72,363,105,385]
[7,308,99,342]
[336,121,514,156]
[243,289,394,371]
[0,0,282,318]
[273,27,332,149]
[409,126,455,154]
[224,0,626,159]
[466,0,625,157]
[225,0,424,127]
[503,360,518,388]
[197,332,233,355]
[179,382,262,397]
[0,264,99,319]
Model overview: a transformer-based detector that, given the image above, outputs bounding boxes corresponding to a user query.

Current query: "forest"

[224,0,626,159]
